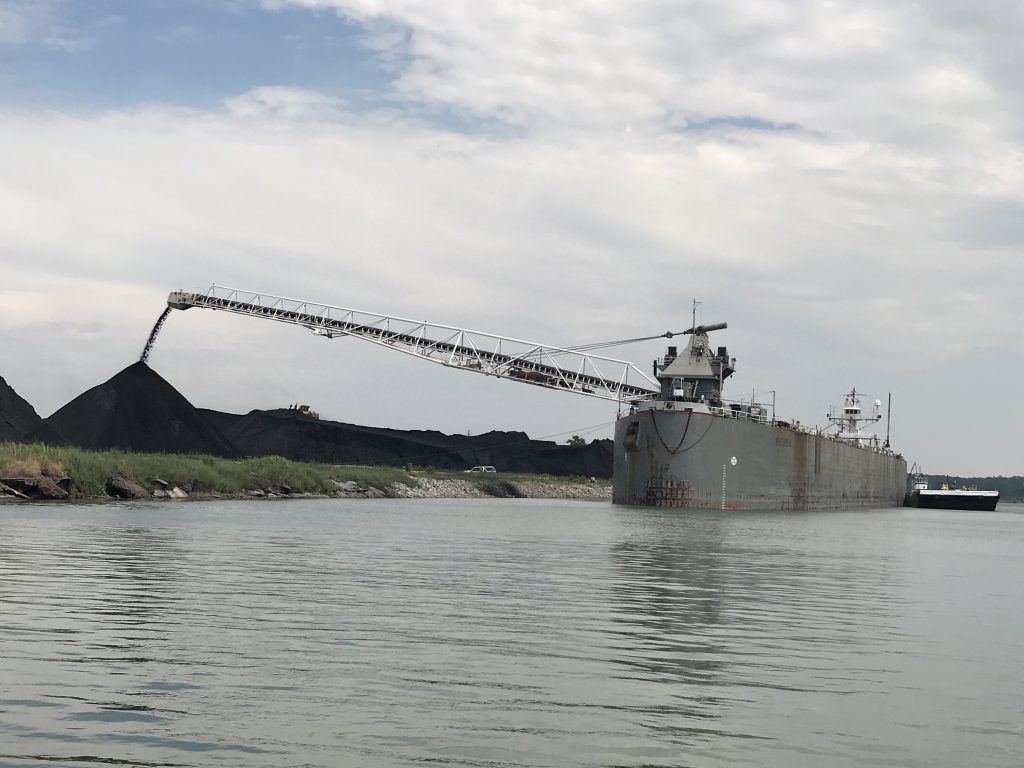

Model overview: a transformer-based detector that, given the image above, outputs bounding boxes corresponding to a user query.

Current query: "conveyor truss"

[167,285,660,403]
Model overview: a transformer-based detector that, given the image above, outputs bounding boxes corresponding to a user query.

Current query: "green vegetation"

[0,442,411,499]
[0,443,611,501]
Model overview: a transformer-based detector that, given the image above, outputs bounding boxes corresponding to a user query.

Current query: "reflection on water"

[610,529,729,723]
[1,500,1022,767]
[606,511,912,762]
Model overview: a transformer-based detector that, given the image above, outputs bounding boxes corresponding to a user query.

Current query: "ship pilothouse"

[656,322,734,406]
[639,311,770,423]
[826,389,884,447]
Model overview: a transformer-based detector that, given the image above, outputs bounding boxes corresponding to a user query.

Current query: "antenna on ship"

[885,392,892,449]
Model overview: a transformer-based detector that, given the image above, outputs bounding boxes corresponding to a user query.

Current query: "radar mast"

[827,388,883,446]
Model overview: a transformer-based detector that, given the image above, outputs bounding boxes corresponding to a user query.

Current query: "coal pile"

[0,375,42,442]
[202,408,614,477]
[13,360,612,476]
[34,362,238,457]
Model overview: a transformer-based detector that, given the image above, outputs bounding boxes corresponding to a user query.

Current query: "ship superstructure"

[826,389,883,446]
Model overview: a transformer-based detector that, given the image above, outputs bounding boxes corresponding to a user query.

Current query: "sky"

[0,0,1021,475]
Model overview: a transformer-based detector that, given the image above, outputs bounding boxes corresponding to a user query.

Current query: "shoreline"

[0,476,612,503]
[0,442,611,503]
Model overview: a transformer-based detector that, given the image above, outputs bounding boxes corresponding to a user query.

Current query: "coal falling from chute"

[140,308,172,364]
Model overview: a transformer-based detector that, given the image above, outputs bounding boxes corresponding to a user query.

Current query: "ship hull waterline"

[613,405,907,510]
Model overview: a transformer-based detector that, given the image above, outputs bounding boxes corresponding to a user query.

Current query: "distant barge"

[905,475,1000,511]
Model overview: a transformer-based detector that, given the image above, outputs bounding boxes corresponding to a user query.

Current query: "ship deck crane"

[164,285,666,402]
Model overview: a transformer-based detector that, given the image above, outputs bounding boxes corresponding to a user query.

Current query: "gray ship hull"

[613,406,907,510]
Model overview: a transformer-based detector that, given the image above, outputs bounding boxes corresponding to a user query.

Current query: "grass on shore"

[0,442,411,499]
[0,443,610,500]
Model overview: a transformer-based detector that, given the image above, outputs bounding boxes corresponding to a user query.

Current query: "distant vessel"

[613,314,907,509]
[905,474,1000,511]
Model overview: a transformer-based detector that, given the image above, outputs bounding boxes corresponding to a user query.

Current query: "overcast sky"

[1,0,1021,475]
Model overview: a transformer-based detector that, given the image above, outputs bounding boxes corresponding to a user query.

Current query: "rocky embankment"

[0,474,72,500]
[1,473,610,502]
[390,477,611,500]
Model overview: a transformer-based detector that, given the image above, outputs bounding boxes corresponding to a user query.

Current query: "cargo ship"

[905,474,999,511]
[613,321,907,509]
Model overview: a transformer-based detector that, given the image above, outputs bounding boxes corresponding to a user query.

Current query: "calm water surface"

[1,499,1022,767]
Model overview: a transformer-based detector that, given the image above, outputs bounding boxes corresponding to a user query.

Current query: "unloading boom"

[167,286,659,401]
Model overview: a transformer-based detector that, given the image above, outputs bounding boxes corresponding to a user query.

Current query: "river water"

[1,499,1022,767]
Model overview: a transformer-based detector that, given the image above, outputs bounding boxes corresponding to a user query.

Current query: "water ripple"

[1,500,1022,767]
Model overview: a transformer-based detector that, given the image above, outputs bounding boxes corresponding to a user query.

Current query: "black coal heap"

[35,362,237,456]
[16,361,612,476]
[0,375,42,442]
[201,408,614,477]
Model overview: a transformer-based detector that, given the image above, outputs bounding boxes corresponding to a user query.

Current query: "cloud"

[157,24,203,46]
[0,1,53,44]
[42,30,94,52]
[954,199,1024,249]
[0,0,95,51]
[262,0,1023,152]
[224,86,349,120]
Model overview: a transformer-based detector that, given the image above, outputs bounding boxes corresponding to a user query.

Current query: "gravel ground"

[389,477,611,500]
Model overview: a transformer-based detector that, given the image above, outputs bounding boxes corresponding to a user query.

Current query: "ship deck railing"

[706,403,903,458]
[708,404,771,423]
